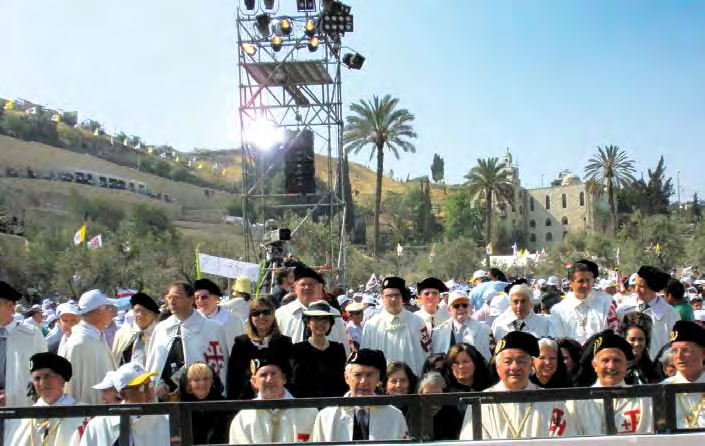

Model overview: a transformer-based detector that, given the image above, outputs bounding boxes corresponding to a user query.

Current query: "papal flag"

[88,234,103,250]
[73,224,86,246]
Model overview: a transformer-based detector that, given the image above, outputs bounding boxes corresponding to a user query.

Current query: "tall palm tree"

[465,157,514,267]
[584,145,636,235]
[343,95,417,256]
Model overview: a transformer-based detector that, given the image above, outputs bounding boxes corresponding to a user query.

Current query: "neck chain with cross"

[30,418,60,446]
[497,403,534,439]
[677,394,705,428]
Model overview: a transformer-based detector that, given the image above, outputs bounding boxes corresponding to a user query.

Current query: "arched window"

[562,194,567,208]
[529,219,536,229]
[546,232,553,242]
[561,216,569,225]
[530,233,536,242]
[545,195,551,210]
[545,218,552,227]
[579,191,585,206]
[530,197,535,212]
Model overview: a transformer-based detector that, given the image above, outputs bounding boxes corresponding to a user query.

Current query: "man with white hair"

[61,289,118,405]
[492,282,552,341]
[460,331,577,440]
[575,332,653,435]
[432,290,492,362]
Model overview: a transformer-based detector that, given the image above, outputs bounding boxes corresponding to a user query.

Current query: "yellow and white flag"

[73,225,86,246]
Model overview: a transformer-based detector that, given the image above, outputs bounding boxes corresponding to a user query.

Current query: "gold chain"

[677,394,705,429]
[29,418,60,446]
[498,403,534,439]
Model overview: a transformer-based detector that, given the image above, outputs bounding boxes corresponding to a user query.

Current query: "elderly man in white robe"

[80,362,169,446]
[662,320,705,429]
[146,281,229,400]
[276,266,349,354]
[47,303,80,355]
[361,277,430,376]
[460,331,577,440]
[194,278,245,353]
[11,352,88,446]
[493,281,552,341]
[312,349,409,441]
[432,289,492,362]
[550,259,620,344]
[574,332,653,436]
[414,277,450,333]
[112,292,160,367]
[230,351,317,443]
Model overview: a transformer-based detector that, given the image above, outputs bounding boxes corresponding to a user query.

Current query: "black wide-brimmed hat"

[670,320,705,347]
[637,265,670,292]
[416,277,448,294]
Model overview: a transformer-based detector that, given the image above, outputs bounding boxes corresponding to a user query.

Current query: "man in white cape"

[194,278,244,353]
[11,352,89,446]
[432,289,492,361]
[111,292,159,367]
[460,331,577,440]
[413,277,450,334]
[229,351,317,443]
[312,349,409,442]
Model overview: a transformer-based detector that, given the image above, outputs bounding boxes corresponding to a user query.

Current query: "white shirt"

[662,370,705,429]
[492,310,553,341]
[276,299,350,356]
[431,317,493,362]
[619,296,680,359]
[574,381,653,435]
[415,306,450,333]
[199,306,245,354]
[11,394,87,446]
[550,290,616,344]
[80,411,170,446]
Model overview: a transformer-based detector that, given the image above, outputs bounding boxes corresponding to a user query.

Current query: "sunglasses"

[452,303,469,309]
[250,309,272,318]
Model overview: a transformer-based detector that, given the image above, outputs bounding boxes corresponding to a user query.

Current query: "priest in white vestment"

[11,352,88,446]
[50,303,80,355]
[312,349,409,442]
[662,320,705,429]
[413,277,450,333]
[276,266,350,355]
[80,362,169,446]
[460,331,577,440]
[550,259,620,344]
[111,292,159,367]
[229,351,317,443]
[574,332,653,436]
[61,290,117,405]
[432,290,492,361]
[492,283,552,340]
[194,278,245,353]
[146,282,229,400]
[361,277,430,376]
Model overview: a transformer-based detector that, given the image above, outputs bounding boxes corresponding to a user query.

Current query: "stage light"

[243,0,256,11]
[271,35,283,52]
[304,19,316,37]
[274,18,292,36]
[342,52,365,70]
[241,43,257,56]
[308,36,319,52]
[297,0,316,11]
[246,118,285,150]
[255,14,271,37]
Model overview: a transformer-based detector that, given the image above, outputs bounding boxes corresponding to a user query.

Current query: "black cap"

[575,259,599,279]
[504,278,529,294]
[347,349,387,380]
[0,281,22,302]
[416,277,448,294]
[382,276,406,292]
[193,278,223,297]
[592,332,635,361]
[130,292,160,315]
[494,331,540,357]
[293,265,325,284]
[30,352,72,382]
[637,265,670,292]
[670,320,705,347]
[250,349,291,378]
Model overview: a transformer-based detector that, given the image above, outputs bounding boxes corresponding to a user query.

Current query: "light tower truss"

[236,1,347,283]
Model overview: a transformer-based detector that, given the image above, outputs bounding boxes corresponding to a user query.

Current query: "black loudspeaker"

[284,129,316,195]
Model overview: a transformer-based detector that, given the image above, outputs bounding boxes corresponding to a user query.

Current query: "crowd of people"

[1,258,705,445]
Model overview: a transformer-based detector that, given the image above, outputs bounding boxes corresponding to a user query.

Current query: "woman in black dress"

[290,300,348,398]
[226,297,292,400]
[620,311,664,384]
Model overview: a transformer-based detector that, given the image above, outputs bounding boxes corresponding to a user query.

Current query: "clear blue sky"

[1,1,703,198]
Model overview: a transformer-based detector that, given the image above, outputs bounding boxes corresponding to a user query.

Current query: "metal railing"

[1,383,704,445]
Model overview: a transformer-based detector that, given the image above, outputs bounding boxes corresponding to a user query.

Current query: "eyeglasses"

[452,303,469,309]
[250,309,272,318]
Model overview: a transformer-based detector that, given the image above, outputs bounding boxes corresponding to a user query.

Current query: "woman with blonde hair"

[179,362,231,444]
[226,297,293,400]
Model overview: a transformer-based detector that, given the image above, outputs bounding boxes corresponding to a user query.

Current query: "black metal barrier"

[1,383,704,445]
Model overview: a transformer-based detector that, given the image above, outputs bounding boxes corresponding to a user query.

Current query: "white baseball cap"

[547,276,560,287]
[536,278,547,287]
[628,273,638,286]
[57,302,79,317]
[78,289,117,315]
[92,370,118,390]
[111,362,157,392]
[448,290,470,307]
[471,270,488,281]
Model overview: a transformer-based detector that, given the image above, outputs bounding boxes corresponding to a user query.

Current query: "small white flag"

[88,234,102,250]
[396,243,404,257]
[73,225,86,246]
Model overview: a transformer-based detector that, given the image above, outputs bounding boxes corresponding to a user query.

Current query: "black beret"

[293,265,324,284]
[382,276,406,292]
[193,278,223,297]
[575,259,599,279]
[130,292,160,315]
[494,331,539,357]
[504,278,529,294]
[250,349,291,378]
[670,320,705,347]
[30,352,72,382]
[347,349,387,380]
[416,277,448,294]
[637,265,670,292]
[0,281,22,302]
[592,332,635,361]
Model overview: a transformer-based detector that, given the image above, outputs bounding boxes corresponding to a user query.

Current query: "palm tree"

[343,95,417,256]
[584,145,636,235]
[465,157,514,267]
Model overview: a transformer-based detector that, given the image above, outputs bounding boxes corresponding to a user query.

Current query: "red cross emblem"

[549,408,567,436]
[77,417,91,438]
[203,341,225,374]
[621,409,640,433]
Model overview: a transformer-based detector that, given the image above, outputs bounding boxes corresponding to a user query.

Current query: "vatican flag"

[73,225,86,246]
